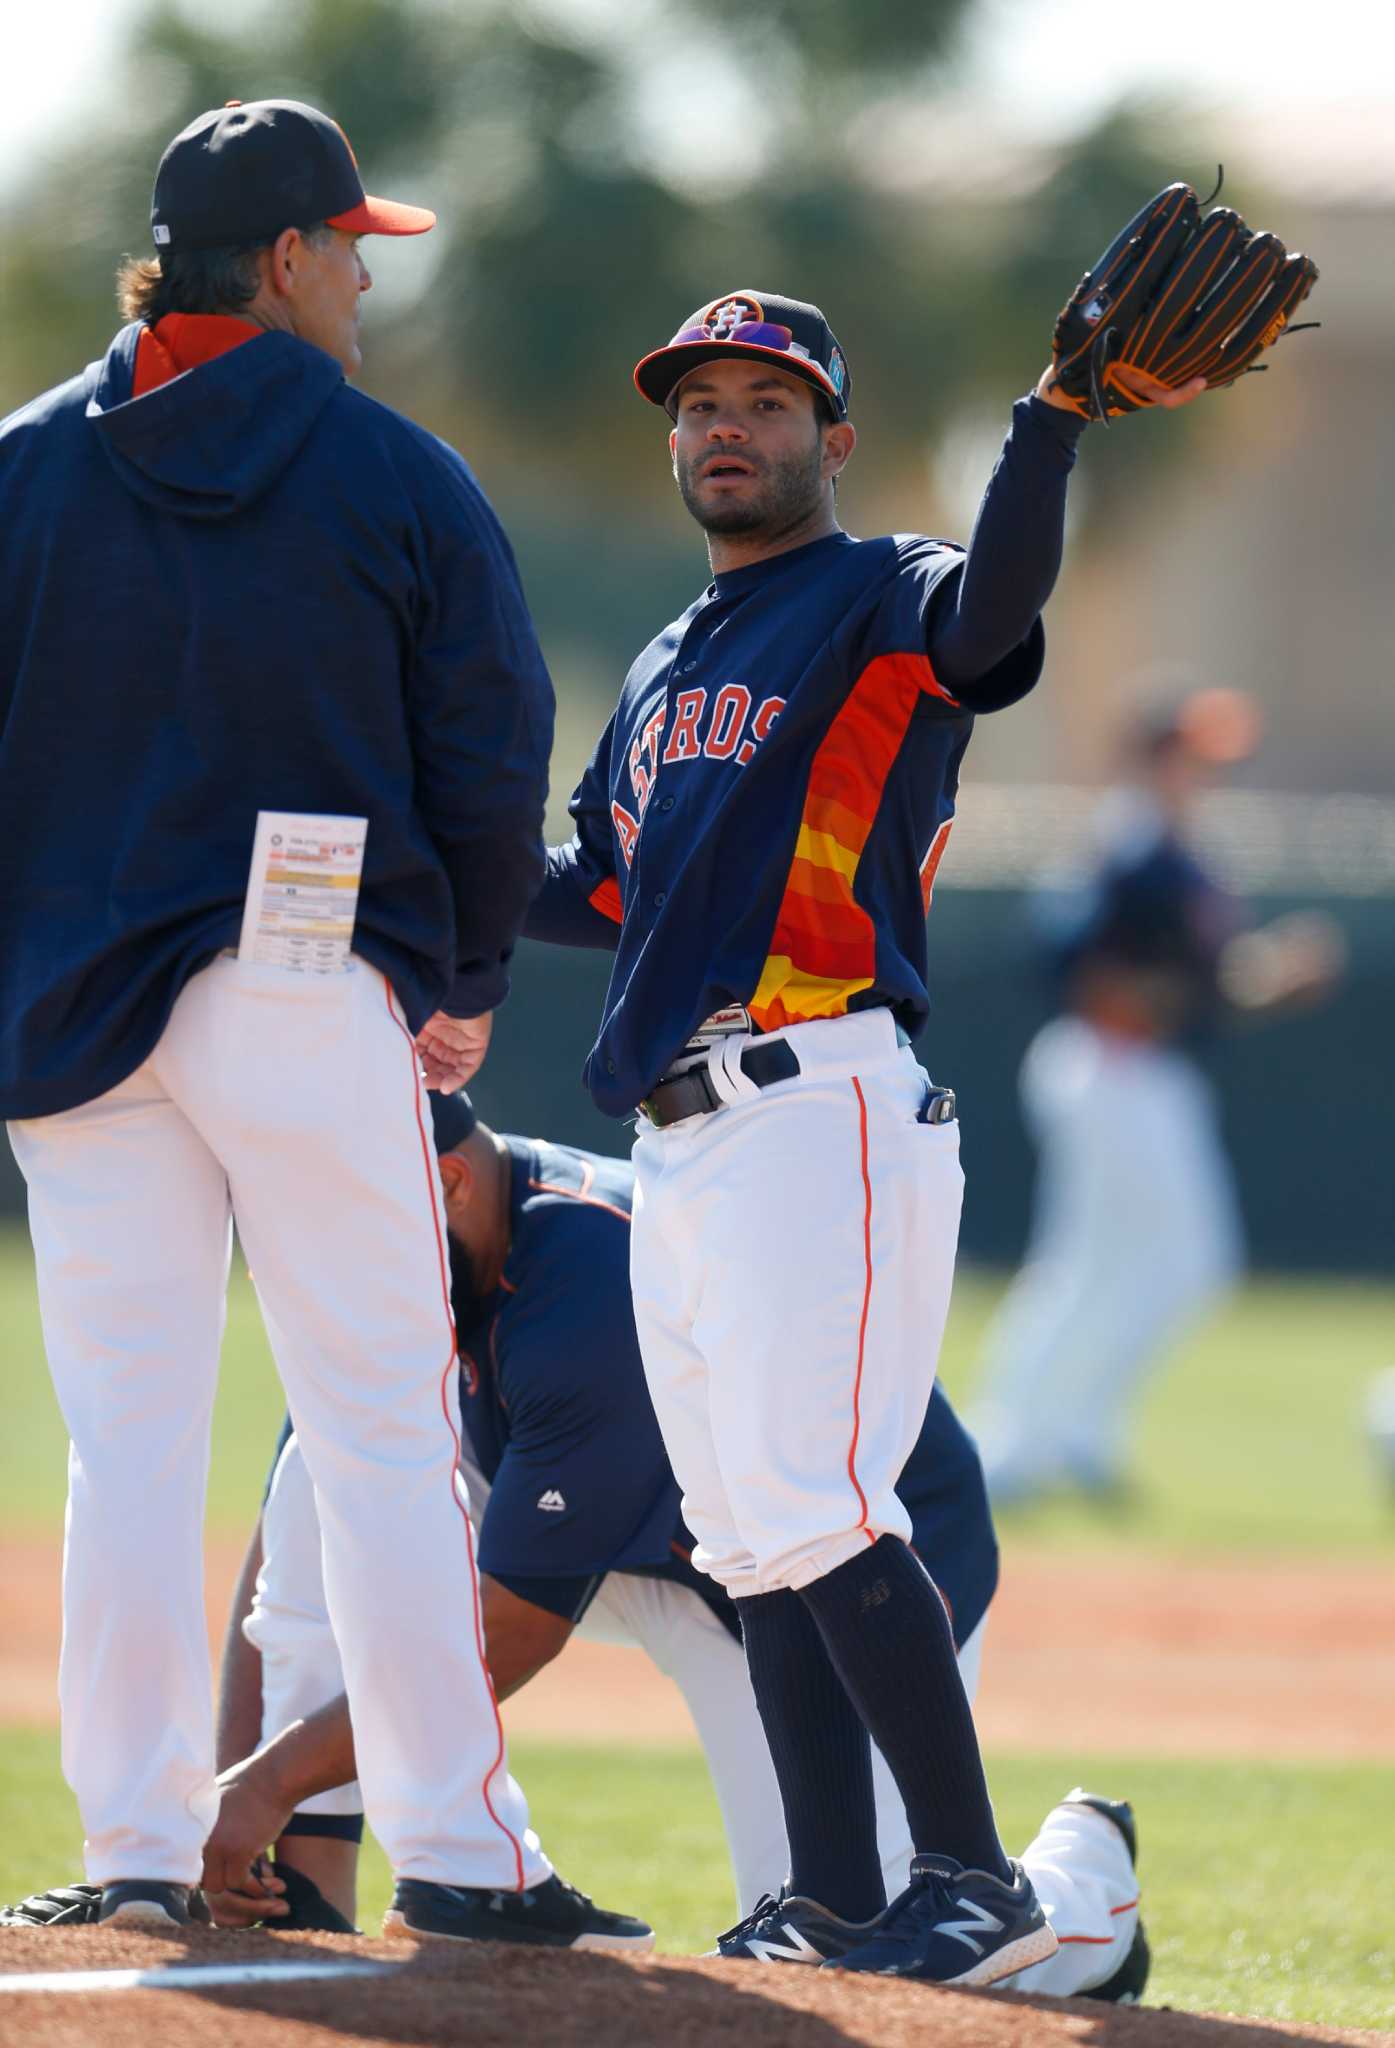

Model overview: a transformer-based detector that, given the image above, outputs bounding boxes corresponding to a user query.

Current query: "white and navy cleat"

[822,1856,1058,1987]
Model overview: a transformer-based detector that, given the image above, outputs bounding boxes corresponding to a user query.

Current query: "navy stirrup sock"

[735,1587,887,1924]
[797,1536,1012,1882]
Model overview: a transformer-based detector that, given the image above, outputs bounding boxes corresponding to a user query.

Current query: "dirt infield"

[4,1539,1393,1758]
[0,1929,1390,2048]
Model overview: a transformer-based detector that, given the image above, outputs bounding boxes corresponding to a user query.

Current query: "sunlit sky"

[1,0,1389,195]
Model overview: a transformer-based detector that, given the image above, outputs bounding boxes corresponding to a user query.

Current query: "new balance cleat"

[822,1856,1058,1987]
[710,1890,884,1965]
[98,1880,203,1928]
[383,1873,653,1951]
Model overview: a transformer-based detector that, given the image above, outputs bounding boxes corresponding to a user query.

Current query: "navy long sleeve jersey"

[526,394,1084,1115]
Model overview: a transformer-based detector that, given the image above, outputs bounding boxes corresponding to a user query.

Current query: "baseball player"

[522,288,1209,1982]
[0,98,647,1950]
[189,1093,1144,2002]
[968,686,1344,1507]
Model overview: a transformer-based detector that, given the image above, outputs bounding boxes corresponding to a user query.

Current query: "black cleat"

[383,1873,654,1951]
[1061,1788,1138,1866]
[98,1880,204,1928]
[710,1890,884,1964]
[1084,1918,1152,2004]
[823,1856,1058,1987]
[266,1860,359,1934]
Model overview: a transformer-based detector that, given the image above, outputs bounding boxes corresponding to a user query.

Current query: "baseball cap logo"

[703,294,764,338]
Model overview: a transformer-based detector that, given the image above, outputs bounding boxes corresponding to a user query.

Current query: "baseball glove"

[1049,175,1319,421]
[0,1882,103,1927]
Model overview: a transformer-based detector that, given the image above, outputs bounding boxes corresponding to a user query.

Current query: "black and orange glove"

[1049,178,1318,421]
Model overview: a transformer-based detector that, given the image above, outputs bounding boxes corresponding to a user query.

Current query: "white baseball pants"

[8,954,547,1891]
[253,1436,1137,1993]
[629,1009,964,1597]
[968,1015,1244,1498]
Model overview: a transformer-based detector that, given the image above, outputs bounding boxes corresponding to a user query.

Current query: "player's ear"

[822,420,856,481]
[669,425,678,475]
[438,1149,473,1206]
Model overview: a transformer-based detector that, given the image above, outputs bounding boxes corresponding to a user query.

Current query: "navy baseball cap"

[634,291,851,421]
[151,98,436,253]
[428,1089,479,1155]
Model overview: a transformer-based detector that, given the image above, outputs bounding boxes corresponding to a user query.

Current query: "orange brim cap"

[327,193,436,237]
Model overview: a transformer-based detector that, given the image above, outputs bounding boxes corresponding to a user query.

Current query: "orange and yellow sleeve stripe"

[748,651,956,1031]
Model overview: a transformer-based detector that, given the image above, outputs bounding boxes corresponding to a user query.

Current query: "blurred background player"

[968,683,1344,1508]
[198,1093,1146,2001]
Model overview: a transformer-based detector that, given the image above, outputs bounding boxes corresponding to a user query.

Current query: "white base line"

[0,1960,398,1996]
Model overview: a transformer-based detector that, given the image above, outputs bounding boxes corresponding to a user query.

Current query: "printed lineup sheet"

[238,811,369,973]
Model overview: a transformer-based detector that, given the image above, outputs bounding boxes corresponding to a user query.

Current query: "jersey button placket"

[632,640,695,913]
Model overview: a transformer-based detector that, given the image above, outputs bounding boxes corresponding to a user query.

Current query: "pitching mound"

[0,1929,1389,2048]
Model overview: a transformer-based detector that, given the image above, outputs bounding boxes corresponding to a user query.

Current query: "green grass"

[940,1270,1395,1553]
[4,1224,1394,1549]
[5,1233,1395,2027]
[3,1728,1392,2030]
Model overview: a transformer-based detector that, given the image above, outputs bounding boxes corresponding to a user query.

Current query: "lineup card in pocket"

[238,812,369,973]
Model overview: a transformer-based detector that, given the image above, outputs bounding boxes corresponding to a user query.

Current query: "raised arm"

[927,391,1087,705]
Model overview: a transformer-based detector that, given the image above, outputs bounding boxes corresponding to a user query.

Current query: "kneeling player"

[205,1095,1146,2000]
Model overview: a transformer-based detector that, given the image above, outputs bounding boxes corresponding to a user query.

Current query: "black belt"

[640,1038,800,1128]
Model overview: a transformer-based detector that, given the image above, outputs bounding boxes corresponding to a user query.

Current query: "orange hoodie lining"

[132,313,262,398]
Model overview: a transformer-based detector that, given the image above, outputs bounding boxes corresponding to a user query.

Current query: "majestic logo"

[744,1919,825,1965]
[701,293,764,337]
[537,1488,567,1513]
[934,1894,1006,1957]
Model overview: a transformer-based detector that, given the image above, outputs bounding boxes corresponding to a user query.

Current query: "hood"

[87,322,343,520]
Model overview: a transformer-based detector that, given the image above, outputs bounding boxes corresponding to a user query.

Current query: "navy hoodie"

[0,323,554,1120]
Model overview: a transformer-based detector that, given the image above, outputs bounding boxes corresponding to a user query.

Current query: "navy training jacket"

[0,323,554,1120]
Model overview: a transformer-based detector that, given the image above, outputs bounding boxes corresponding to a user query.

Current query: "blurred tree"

[0,0,1183,450]
[0,0,1214,705]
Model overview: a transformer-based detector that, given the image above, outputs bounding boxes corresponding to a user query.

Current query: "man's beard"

[676,438,825,539]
